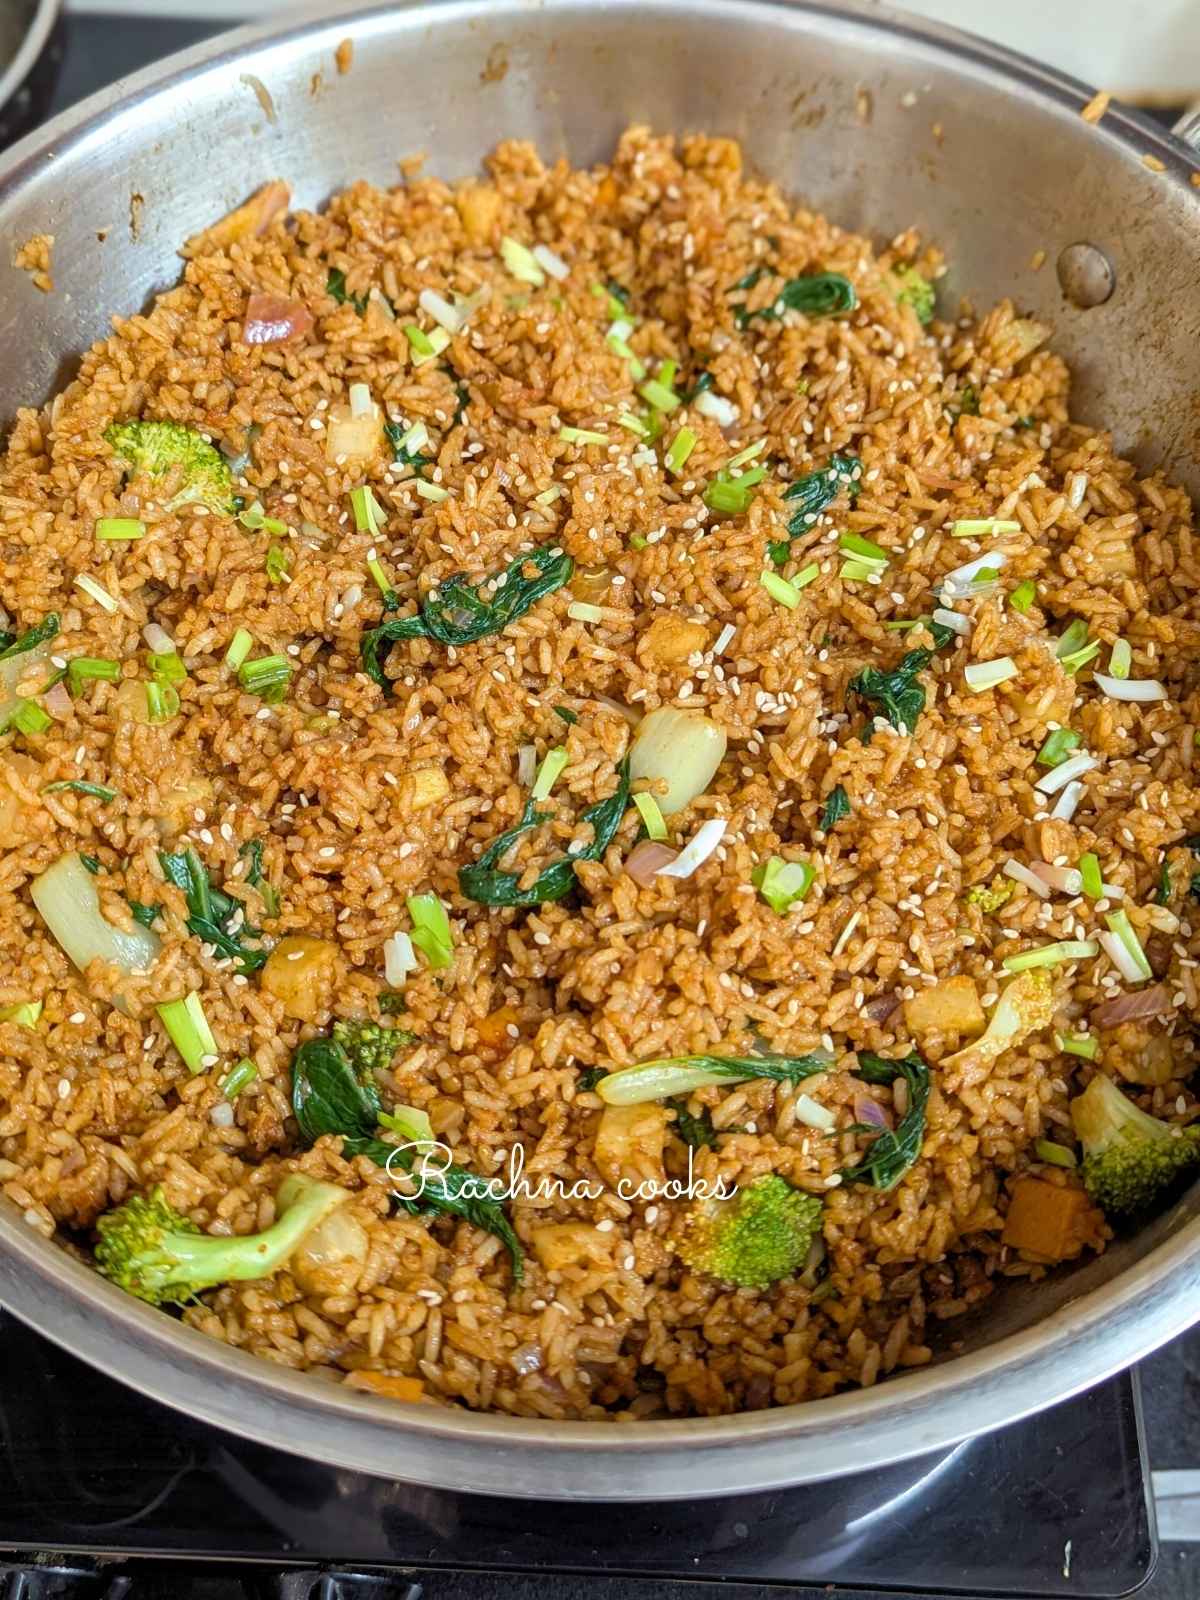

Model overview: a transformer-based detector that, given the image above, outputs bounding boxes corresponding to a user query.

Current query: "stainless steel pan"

[1,0,1199,1502]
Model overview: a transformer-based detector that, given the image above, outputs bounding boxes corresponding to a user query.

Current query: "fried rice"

[1,126,1197,1421]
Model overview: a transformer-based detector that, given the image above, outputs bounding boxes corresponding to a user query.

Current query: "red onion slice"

[624,840,678,886]
[242,292,314,345]
[853,1093,893,1130]
[1092,983,1174,1029]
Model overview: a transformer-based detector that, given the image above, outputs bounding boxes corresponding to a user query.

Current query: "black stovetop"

[0,1308,1156,1598]
[0,10,1186,1599]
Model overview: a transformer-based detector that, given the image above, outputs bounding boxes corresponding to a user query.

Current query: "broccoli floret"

[94,1174,350,1306]
[965,877,1014,914]
[1071,1074,1200,1216]
[331,1018,414,1078]
[104,420,235,515]
[885,265,936,326]
[674,1175,823,1289]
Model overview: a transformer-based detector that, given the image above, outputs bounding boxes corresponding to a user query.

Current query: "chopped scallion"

[500,236,545,286]
[633,792,668,841]
[96,517,146,541]
[239,501,287,536]
[1056,1032,1099,1060]
[726,438,767,471]
[839,559,880,583]
[144,681,179,724]
[792,562,820,590]
[951,518,1021,538]
[222,1058,259,1099]
[265,542,289,584]
[566,600,604,624]
[760,571,800,609]
[66,657,120,694]
[639,377,681,413]
[1002,939,1098,973]
[42,780,118,801]
[665,427,698,475]
[559,426,608,446]
[349,485,385,535]
[1061,640,1101,675]
[1034,1138,1078,1168]
[73,574,119,614]
[157,990,218,1075]
[237,654,291,704]
[531,745,569,801]
[1010,579,1037,613]
[838,532,889,566]
[7,699,52,735]
[224,628,253,671]
[963,656,1018,691]
[415,480,449,501]
[1077,853,1103,900]
[0,999,42,1028]
[407,892,454,969]
[1036,728,1082,768]
[752,855,815,914]
[1109,638,1132,679]
[617,412,650,438]
[367,556,393,598]
[1104,908,1153,981]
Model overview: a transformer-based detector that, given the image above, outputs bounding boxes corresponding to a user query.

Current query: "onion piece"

[532,243,570,281]
[931,607,972,636]
[1092,983,1173,1028]
[794,1093,836,1131]
[693,390,738,427]
[143,622,175,655]
[31,852,160,976]
[832,909,862,958]
[1034,752,1098,795]
[1050,781,1084,821]
[1097,930,1147,985]
[852,1093,892,1130]
[1029,862,1083,895]
[863,991,902,1023]
[383,930,417,987]
[74,574,119,614]
[1002,859,1051,898]
[42,681,73,720]
[241,291,314,346]
[418,288,466,334]
[941,549,1008,594]
[964,656,1017,692]
[655,819,726,880]
[624,839,678,885]
[1092,671,1168,703]
[629,706,727,815]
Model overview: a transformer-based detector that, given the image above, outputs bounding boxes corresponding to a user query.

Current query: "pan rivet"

[1057,243,1115,308]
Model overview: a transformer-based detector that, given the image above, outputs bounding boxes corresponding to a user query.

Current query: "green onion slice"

[633,792,668,841]
[224,629,254,671]
[1002,939,1098,973]
[157,990,218,1075]
[531,745,569,801]
[1077,852,1103,900]
[96,517,146,541]
[407,892,454,970]
[222,1058,259,1099]
[1036,728,1082,768]
[752,856,815,914]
